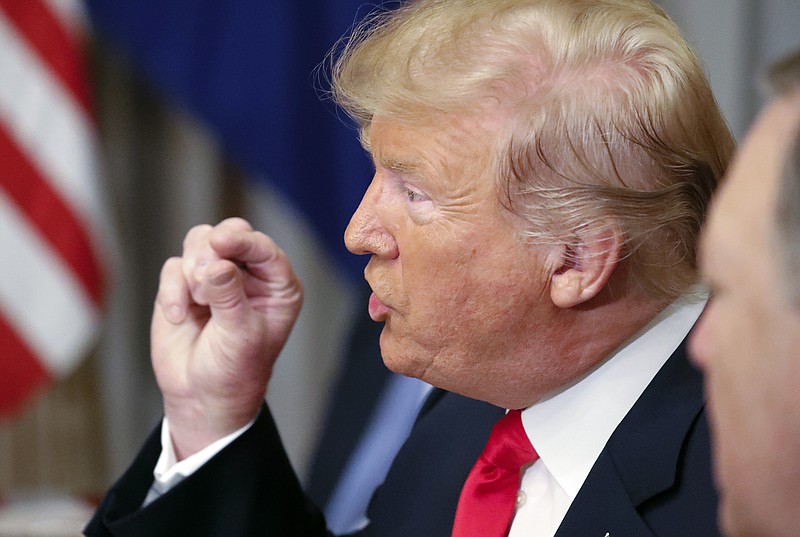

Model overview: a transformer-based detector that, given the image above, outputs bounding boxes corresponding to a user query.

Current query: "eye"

[400,183,435,224]
[404,186,428,203]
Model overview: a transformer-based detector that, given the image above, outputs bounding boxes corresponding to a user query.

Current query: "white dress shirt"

[509,293,706,537]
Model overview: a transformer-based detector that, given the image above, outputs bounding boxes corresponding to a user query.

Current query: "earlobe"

[549,228,622,308]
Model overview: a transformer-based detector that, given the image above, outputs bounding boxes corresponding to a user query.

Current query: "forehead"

[369,113,500,179]
[371,115,469,154]
[703,97,800,275]
[370,111,497,151]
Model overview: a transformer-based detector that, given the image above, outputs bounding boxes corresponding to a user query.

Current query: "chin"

[379,336,426,381]
[381,355,422,379]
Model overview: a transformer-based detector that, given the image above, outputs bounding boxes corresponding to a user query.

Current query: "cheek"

[392,219,550,343]
[709,297,764,372]
[403,244,503,298]
[403,245,547,342]
[694,305,749,466]
[399,231,475,298]
[705,302,791,513]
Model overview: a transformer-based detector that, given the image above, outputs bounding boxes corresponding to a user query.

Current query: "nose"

[344,176,399,258]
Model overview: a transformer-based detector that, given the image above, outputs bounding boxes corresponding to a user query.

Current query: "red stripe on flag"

[0,124,103,305]
[0,311,51,417]
[0,0,92,117]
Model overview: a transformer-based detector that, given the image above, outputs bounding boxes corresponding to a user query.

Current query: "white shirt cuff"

[143,414,257,506]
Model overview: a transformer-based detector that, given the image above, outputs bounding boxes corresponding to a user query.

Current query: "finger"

[185,218,259,264]
[156,257,192,324]
[181,224,215,265]
[215,216,254,233]
[201,258,251,330]
[206,219,261,265]
[209,227,298,291]
[181,224,222,305]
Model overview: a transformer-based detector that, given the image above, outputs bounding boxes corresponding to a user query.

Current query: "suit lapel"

[555,339,704,536]
[554,450,659,537]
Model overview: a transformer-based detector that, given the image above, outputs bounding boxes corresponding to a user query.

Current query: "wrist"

[163,394,264,460]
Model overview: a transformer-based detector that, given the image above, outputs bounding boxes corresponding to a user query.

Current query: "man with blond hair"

[691,50,800,537]
[87,1,734,536]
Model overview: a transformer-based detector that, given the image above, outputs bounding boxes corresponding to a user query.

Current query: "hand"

[151,218,303,459]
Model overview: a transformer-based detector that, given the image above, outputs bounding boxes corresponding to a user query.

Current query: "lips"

[368,291,390,321]
[364,262,393,321]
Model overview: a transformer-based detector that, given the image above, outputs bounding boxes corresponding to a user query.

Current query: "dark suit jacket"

[85,339,719,537]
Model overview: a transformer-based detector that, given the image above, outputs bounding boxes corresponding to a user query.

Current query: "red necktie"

[451,409,538,537]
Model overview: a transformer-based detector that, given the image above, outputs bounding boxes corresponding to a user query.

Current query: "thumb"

[203,260,249,330]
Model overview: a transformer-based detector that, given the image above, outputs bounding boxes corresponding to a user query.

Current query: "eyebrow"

[376,155,426,175]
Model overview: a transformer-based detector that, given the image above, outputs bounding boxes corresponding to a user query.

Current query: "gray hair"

[765,50,800,308]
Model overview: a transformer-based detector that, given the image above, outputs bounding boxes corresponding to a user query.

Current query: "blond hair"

[332,0,735,301]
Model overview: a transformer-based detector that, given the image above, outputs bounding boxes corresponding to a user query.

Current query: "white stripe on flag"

[0,10,104,239]
[0,191,99,376]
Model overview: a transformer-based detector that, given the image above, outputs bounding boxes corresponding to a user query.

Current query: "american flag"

[0,0,108,417]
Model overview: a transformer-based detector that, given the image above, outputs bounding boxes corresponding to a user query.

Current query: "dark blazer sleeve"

[84,404,329,537]
[85,392,502,537]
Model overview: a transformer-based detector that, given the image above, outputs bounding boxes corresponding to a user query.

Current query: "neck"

[506,283,668,410]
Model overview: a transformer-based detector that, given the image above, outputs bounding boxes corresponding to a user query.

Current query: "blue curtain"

[86,0,377,277]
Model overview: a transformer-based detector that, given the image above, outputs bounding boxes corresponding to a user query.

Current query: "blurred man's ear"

[549,227,622,308]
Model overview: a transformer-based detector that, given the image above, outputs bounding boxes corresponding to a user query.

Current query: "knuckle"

[220,217,253,231]
[183,224,212,250]
[160,256,183,279]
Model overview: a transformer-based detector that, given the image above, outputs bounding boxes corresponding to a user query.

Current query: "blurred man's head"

[691,50,800,537]
[337,0,734,407]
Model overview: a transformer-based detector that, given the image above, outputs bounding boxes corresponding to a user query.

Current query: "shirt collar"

[520,291,707,499]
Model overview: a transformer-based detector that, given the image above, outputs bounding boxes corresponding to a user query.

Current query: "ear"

[549,227,623,308]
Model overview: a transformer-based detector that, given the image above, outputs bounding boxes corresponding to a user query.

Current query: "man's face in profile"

[690,94,800,537]
[343,112,577,408]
